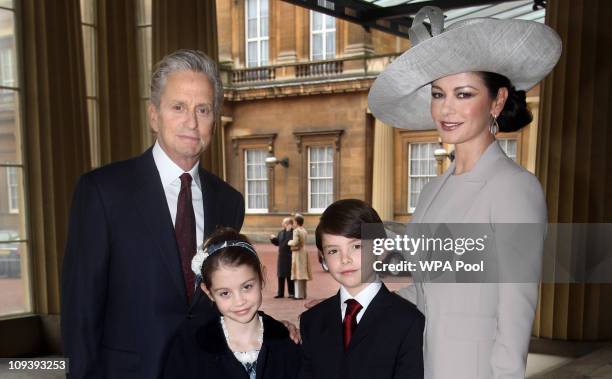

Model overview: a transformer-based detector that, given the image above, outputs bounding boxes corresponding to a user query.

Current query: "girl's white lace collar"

[220,315,264,364]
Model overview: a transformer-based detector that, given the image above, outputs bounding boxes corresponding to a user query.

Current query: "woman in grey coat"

[368,6,562,379]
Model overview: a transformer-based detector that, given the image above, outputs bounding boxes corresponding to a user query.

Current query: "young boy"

[299,199,424,379]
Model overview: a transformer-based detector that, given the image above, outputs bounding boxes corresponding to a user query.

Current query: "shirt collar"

[152,140,201,189]
[339,280,382,311]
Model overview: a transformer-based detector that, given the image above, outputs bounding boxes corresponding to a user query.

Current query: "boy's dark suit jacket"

[61,148,245,378]
[164,311,301,378]
[299,284,425,379]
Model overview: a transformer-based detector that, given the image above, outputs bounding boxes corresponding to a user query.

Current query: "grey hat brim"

[368,18,562,130]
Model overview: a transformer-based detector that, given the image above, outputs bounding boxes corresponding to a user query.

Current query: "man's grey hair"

[150,49,223,118]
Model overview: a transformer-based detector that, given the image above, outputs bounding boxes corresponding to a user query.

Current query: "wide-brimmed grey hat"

[368,6,562,130]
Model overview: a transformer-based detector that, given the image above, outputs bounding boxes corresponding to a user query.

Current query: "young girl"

[164,227,301,379]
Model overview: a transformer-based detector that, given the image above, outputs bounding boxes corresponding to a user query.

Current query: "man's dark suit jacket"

[298,284,425,379]
[163,311,301,378]
[270,228,293,278]
[61,147,245,378]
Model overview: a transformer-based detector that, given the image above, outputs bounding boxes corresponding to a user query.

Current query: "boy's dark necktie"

[175,173,196,304]
[343,299,363,350]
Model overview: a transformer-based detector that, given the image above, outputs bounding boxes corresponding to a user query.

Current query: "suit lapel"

[322,292,344,360]
[347,285,392,352]
[199,167,220,239]
[412,164,454,223]
[132,149,186,302]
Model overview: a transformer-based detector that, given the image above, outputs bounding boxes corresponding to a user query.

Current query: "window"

[136,0,153,148]
[80,0,100,167]
[6,166,18,213]
[0,48,13,86]
[244,149,268,212]
[294,130,342,213]
[310,11,335,60]
[308,146,334,212]
[245,0,268,67]
[0,2,31,316]
[498,138,518,162]
[408,142,438,213]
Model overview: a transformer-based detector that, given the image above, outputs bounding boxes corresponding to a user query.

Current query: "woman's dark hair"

[315,199,384,252]
[200,227,264,290]
[477,71,533,132]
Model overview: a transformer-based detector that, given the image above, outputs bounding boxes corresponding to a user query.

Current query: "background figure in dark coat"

[270,217,295,298]
[61,50,245,378]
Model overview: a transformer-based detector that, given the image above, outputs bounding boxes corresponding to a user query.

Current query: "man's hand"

[304,299,323,309]
[269,234,276,239]
[281,320,300,344]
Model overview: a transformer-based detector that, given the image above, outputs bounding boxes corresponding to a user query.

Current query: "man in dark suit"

[270,217,295,298]
[61,50,245,378]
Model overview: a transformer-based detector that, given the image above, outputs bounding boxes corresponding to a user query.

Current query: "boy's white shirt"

[339,280,382,323]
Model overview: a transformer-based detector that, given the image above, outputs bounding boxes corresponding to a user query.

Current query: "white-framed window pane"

[310,11,336,60]
[0,90,22,164]
[312,34,323,60]
[260,40,268,66]
[312,12,322,31]
[308,146,333,212]
[247,0,257,21]
[261,17,269,38]
[6,167,18,213]
[247,17,257,38]
[0,10,18,87]
[246,0,268,67]
[326,13,335,28]
[247,42,258,67]
[0,242,29,315]
[408,142,438,212]
[325,32,335,58]
[0,3,29,317]
[499,139,518,162]
[0,165,23,228]
[244,149,268,212]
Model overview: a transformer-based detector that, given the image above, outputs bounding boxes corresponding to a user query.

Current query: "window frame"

[244,148,269,213]
[407,141,439,214]
[294,130,343,214]
[396,130,440,216]
[231,133,277,214]
[0,1,33,317]
[245,0,269,67]
[309,10,336,61]
[307,145,334,213]
[6,166,18,214]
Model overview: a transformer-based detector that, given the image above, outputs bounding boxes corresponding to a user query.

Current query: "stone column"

[533,0,612,341]
[276,1,298,64]
[371,120,394,220]
[343,21,374,57]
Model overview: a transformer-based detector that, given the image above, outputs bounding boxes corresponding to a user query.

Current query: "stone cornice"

[223,76,376,102]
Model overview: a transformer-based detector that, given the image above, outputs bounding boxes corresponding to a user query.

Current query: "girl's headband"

[191,240,257,276]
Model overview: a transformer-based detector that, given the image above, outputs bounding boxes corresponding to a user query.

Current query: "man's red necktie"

[343,299,363,350]
[175,173,196,304]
